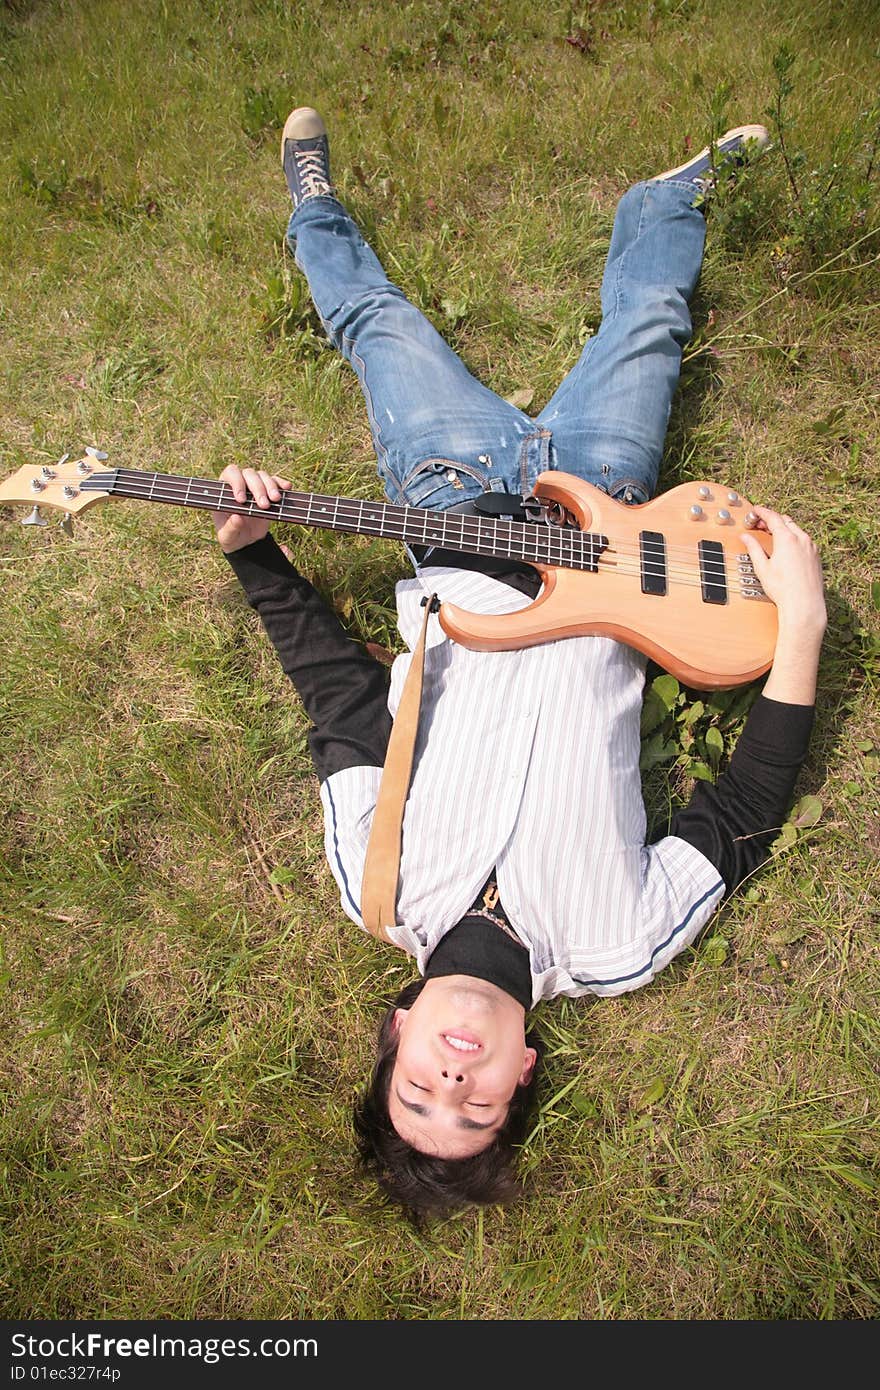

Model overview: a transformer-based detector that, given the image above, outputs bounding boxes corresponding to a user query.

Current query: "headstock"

[0,447,111,535]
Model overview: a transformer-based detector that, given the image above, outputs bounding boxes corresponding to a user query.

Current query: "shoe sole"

[654,124,770,181]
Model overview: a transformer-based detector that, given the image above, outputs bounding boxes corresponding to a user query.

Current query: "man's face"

[387,975,537,1159]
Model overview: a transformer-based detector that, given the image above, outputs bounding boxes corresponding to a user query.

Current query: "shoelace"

[295,150,331,199]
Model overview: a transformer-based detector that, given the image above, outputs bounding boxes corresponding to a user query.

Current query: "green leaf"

[701,935,729,965]
[705,725,725,766]
[769,925,808,946]
[633,1077,666,1110]
[570,1093,598,1118]
[652,673,680,710]
[639,731,679,771]
[818,1163,877,1194]
[811,405,847,436]
[792,794,823,828]
[640,687,668,736]
[870,580,880,612]
[689,760,715,782]
[268,866,299,885]
[856,738,875,752]
[772,822,798,853]
[682,700,705,726]
[441,294,469,324]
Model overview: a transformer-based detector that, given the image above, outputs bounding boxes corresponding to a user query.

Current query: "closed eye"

[409,1083,490,1111]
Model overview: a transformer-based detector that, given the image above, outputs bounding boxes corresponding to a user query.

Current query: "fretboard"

[80,468,606,570]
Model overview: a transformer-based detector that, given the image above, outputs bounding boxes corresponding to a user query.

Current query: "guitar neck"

[82,467,604,570]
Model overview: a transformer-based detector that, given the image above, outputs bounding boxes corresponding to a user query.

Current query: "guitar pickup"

[639,530,667,596]
[698,538,728,605]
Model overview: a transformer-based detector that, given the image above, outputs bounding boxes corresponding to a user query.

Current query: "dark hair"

[353,977,543,1222]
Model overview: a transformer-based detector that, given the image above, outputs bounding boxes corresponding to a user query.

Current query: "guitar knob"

[727,491,739,504]
[744,511,758,528]
[697,486,711,500]
[41,466,56,479]
[77,460,92,474]
[30,477,46,492]
[689,504,704,520]
[63,485,77,499]
[716,508,732,524]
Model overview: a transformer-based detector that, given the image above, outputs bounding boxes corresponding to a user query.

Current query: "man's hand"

[212,465,293,553]
[741,506,827,704]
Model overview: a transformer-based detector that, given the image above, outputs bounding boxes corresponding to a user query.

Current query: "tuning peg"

[60,513,75,537]
[22,506,48,527]
[85,445,108,461]
[56,453,70,467]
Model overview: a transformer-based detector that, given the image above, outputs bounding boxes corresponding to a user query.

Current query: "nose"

[439,1067,466,1086]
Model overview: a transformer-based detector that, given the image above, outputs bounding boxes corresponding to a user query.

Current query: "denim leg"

[287,196,532,507]
[535,180,706,502]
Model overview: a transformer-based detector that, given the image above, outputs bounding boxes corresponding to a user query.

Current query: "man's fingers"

[750,505,807,541]
[218,464,247,505]
[740,531,771,581]
[240,467,271,508]
[750,504,789,533]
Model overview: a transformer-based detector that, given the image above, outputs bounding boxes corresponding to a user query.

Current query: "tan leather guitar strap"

[361,594,438,943]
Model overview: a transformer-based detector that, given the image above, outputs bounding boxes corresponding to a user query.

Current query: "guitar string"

[71,477,761,594]
[74,469,761,569]
[72,472,746,580]
[72,474,765,589]
[73,471,758,569]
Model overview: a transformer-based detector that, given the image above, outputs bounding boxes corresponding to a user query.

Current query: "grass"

[1,0,879,1319]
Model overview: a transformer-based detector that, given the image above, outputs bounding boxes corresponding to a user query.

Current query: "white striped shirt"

[320,566,725,1006]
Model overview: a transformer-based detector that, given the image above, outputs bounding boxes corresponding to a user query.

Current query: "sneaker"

[281,106,333,208]
[653,124,770,192]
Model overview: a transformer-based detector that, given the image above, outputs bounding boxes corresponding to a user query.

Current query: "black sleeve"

[665,695,815,894]
[224,535,392,781]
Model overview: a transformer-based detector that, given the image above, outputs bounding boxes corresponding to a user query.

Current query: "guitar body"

[437,473,776,689]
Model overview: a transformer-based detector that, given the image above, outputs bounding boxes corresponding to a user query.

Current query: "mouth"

[441,1031,483,1053]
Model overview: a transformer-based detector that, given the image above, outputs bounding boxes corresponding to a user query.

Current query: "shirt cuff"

[223,535,297,594]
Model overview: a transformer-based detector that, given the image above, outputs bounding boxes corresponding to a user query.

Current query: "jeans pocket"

[399,457,490,508]
[608,476,650,506]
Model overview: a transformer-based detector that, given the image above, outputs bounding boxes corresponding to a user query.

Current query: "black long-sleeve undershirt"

[664,695,814,893]
[225,535,815,897]
[225,535,392,780]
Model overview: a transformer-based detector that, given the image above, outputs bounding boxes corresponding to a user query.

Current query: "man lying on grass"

[211,107,826,1219]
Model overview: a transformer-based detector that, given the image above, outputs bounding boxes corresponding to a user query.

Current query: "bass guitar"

[0,452,775,689]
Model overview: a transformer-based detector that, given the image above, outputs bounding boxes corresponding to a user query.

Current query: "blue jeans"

[286,178,706,510]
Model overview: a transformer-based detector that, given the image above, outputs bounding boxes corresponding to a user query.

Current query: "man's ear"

[392,1008,409,1035]
[519,1046,538,1087]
